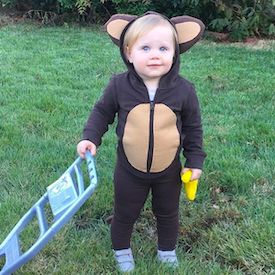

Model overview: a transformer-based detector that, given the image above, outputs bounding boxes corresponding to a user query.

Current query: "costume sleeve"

[181,84,206,169]
[82,77,118,146]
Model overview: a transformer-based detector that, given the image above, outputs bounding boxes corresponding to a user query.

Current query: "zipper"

[147,100,155,172]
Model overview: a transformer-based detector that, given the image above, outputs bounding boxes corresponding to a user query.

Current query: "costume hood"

[104,11,205,87]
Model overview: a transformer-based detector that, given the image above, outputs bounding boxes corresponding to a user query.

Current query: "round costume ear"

[170,15,205,54]
[105,14,137,46]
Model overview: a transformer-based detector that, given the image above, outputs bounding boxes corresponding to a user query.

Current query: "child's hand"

[181,167,202,181]
[77,140,97,158]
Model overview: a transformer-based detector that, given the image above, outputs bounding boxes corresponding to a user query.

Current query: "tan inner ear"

[106,19,130,40]
[176,22,201,43]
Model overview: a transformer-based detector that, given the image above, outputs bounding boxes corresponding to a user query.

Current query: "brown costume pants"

[111,162,182,251]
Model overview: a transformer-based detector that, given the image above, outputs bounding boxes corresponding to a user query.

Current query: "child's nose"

[150,49,160,59]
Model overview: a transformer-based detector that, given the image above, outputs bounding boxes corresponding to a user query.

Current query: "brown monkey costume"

[82,11,206,251]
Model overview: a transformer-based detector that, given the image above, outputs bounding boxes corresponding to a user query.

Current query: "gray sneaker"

[157,249,178,267]
[114,248,135,272]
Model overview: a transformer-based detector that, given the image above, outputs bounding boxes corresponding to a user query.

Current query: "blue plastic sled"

[0,151,97,275]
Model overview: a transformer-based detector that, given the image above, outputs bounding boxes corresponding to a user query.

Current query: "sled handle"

[0,151,97,275]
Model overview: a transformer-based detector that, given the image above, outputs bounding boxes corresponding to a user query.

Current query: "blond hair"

[123,14,178,54]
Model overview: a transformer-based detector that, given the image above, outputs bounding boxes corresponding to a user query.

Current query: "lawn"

[0,23,274,274]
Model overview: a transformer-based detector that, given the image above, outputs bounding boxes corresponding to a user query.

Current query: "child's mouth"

[148,64,161,67]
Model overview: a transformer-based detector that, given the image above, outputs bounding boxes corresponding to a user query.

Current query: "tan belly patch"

[123,103,180,173]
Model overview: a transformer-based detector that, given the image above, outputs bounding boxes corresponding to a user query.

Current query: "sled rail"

[0,152,97,275]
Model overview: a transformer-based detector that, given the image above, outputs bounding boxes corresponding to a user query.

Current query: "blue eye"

[142,46,150,52]
[160,46,167,52]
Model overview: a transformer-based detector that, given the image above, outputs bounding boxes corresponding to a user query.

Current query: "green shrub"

[209,0,275,40]
[1,0,274,39]
[0,0,57,10]
[0,0,14,7]
[110,0,151,15]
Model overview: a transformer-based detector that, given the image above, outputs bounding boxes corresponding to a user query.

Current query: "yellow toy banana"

[181,170,198,201]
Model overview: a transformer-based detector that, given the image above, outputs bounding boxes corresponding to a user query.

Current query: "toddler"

[77,11,206,272]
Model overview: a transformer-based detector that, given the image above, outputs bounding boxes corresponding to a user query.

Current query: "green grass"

[0,23,274,274]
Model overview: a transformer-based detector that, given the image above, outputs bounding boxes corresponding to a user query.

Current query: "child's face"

[126,25,175,86]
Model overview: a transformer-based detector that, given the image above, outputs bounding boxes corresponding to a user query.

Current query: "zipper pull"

[150,101,154,111]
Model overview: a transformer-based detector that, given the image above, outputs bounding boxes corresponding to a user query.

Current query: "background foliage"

[1,0,275,40]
